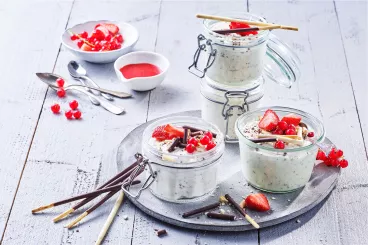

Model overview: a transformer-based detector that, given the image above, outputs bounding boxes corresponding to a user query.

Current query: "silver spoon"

[36,73,125,115]
[68,61,113,101]
[67,63,100,105]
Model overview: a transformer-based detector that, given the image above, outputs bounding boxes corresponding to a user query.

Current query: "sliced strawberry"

[245,193,270,212]
[258,109,280,132]
[81,43,93,51]
[102,23,119,35]
[164,124,184,138]
[152,125,169,141]
[229,22,258,36]
[281,113,302,126]
[95,25,110,40]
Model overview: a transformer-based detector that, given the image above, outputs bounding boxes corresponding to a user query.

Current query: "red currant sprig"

[316,148,348,168]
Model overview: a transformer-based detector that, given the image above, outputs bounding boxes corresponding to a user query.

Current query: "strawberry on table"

[281,113,302,126]
[102,23,119,35]
[258,109,280,131]
[244,193,270,212]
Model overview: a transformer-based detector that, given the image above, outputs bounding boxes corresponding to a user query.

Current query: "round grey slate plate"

[116,110,340,231]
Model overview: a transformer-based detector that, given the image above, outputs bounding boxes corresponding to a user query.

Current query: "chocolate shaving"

[178,143,187,148]
[182,202,220,218]
[299,122,308,129]
[183,128,190,143]
[250,138,277,143]
[190,131,203,137]
[183,125,217,138]
[167,138,181,152]
[207,212,236,221]
[155,229,167,237]
[224,194,247,217]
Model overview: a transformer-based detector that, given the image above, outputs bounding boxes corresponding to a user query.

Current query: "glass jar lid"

[200,76,265,105]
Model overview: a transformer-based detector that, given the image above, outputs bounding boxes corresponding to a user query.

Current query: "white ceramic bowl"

[61,20,139,64]
[114,51,170,91]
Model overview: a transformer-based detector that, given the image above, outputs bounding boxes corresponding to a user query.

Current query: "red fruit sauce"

[119,63,161,79]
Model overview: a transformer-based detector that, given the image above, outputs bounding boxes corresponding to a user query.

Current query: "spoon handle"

[69,84,131,99]
[70,87,125,115]
[81,76,114,101]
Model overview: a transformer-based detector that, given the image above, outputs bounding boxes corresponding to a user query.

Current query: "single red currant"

[73,110,82,119]
[307,132,315,137]
[285,128,297,135]
[115,43,122,49]
[65,110,73,119]
[274,140,285,149]
[316,150,327,161]
[50,103,60,113]
[200,135,210,145]
[188,137,198,147]
[272,128,284,135]
[288,124,296,130]
[56,78,65,87]
[204,131,213,140]
[80,31,88,39]
[77,40,84,48]
[70,35,78,41]
[105,34,112,41]
[57,88,66,98]
[328,148,339,159]
[206,141,216,151]
[185,144,196,154]
[277,121,289,131]
[339,159,349,168]
[69,100,79,110]
[336,149,344,158]
[330,159,339,167]
[116,34,123,43]
[324,159,331,166]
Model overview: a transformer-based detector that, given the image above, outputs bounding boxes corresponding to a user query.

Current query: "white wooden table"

[0,0,367,244]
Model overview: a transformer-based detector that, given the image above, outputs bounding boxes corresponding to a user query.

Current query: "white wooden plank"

[0,0,73,240]
[334,0,368,154]
[1,1,161,244]
[135,1,258,244]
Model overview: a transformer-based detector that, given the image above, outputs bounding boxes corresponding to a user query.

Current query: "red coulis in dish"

[120,63,161,79]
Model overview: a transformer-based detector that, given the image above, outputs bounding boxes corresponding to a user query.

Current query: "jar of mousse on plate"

[235,107,325,193]
[200,76,264,142]
[136,116,225,203]
[189,11,301,88]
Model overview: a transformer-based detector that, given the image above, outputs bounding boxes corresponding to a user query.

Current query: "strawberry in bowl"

[62,20,139,63]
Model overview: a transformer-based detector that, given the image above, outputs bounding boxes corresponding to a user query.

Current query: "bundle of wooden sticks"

[32,156,144,229]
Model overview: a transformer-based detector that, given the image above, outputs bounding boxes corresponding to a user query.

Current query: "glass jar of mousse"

[200,76,264,143]
[188,12,301,88]
[140,116,225,203]
[235,107,325,193]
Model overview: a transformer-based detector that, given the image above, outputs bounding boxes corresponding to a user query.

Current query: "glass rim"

[236,106,325,152]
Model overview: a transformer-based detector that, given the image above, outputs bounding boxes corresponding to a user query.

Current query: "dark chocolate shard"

[183,128,191,143]
[207,212,236,221]
[167,138,181,152]
[183,125,217,138]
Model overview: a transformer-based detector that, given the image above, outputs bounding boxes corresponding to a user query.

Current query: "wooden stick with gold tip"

[196,13,298,31]
[95,191,125,245]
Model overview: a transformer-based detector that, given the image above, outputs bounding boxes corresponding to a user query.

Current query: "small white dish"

[114,51,170,91]
[61,20,139,64]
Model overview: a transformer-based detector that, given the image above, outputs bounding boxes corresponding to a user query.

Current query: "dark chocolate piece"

[250,138,277,143]
[156,229,167,237]
[190,131,203,137]
[224,194,247,217]
[183,125,217,138]
[167,138,181,152]
[183,128,191,143]
[207,212,236,221]
[299,122,308,129]
[182,202,220,218]
[178,143,187,148]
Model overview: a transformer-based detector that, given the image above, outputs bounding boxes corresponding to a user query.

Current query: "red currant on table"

[307,132,314,137]
[200,135,210,145]
[339,159,349,168]
[285,128,296,135]
[50,104,60,113]
[185,144,196,154]
[188,137,198,146]
[277,121,288,131]
[330,158,339,167]
[204,131,213,140]
[336,149,344,158]
[57,88,66,98]
[69,100,79,110]
[206,141,216,151]
[328,148,339,159]
[274,140,285,149]
[316,150,327,161]
[73,110,82,119]
[56,78,65,87]
[65,110,73,119]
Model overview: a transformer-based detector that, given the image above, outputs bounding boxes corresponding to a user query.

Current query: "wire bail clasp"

[188,34,217,78]
[121,153,157,199]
